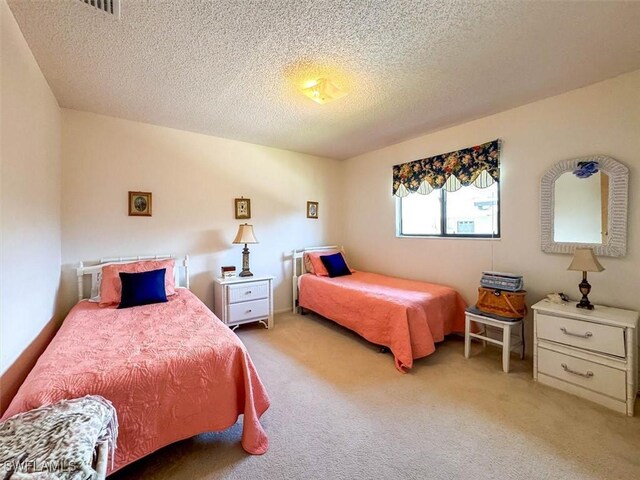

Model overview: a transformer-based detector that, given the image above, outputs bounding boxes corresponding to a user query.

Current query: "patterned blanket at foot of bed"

[0,395,117,480]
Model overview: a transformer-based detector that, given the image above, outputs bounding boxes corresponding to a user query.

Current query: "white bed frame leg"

[292,250,298,314]
[184,255,190,290]
[77,261,84,302]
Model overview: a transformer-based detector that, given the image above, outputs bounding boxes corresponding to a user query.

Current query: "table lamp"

[567,248,604,310]
[233,223,258,277]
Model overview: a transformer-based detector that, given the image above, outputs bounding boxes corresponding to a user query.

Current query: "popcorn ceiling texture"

[7,0,640,159]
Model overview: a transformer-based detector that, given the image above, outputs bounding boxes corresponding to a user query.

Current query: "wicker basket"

[476,287,527,319]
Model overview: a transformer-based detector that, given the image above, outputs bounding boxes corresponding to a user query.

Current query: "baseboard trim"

[1,316,60,415]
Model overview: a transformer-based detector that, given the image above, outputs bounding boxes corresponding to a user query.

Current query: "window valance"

[392,139,501,197]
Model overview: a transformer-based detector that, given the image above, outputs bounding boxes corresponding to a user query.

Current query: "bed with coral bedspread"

[2,288,270,474]
[298,271,467,372]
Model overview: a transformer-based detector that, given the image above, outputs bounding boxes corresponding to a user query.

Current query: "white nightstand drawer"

[228,281,269,304]
[214,275,274,329]
[538,347,626,400]
[532,299,638,416]
[536,313,625,358]
[228,298,269,324]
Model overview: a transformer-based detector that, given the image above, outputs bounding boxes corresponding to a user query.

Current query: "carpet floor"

[111,311,640,480]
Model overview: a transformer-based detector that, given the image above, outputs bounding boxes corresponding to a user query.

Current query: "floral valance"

[392,139,501,197]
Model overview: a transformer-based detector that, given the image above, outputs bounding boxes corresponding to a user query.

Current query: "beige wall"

[0,0,62,398]
[342,70,640,348]
[61,109,343,314]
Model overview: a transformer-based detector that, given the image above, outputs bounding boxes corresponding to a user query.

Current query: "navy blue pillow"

[118,268,168,309]
[320,252,352,278]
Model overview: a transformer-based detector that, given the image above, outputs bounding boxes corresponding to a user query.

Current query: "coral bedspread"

[2,289,270,473]
[298,272,467,372]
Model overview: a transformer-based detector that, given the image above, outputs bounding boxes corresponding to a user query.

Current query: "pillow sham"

[319,252,352,278]
[303,253,318,274]
[99,259,176,306]
[305,251,353,276]
[118,269,168,309]
[304,250,339,276]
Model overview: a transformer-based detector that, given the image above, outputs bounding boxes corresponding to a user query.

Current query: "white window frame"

[395,184,501,239]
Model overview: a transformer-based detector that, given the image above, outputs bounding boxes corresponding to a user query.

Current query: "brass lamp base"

[239,245,253,277]
[576,272,594,310]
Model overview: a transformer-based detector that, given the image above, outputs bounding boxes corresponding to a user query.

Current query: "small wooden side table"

[464,309,525,373]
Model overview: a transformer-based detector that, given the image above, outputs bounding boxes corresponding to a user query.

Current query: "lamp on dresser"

[233,223,258,277]
[567,248,604,310]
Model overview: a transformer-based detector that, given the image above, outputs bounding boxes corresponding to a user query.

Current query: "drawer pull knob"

[246,309,252,313]
[560,327,593,339]
[561,363,594,378]
[246,291,252,294]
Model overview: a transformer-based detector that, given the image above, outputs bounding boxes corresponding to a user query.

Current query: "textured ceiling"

[7,0,640,159]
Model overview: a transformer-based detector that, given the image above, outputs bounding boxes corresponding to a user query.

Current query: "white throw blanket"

[0,396,118,480]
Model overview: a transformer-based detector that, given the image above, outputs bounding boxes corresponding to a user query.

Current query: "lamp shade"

[567,248,604,272]
[232,223,258,244]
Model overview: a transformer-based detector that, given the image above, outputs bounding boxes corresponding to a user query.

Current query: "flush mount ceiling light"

[301,78,348,104]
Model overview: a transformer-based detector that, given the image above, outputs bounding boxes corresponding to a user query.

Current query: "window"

[391,139,501,237]
[398,182,499,237]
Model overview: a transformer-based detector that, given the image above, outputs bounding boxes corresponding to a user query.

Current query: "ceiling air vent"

[78,0,121,18]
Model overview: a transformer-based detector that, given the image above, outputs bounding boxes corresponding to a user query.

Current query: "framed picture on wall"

[235,197,251,219]
[128,191,152,216]
[307,201,319,219]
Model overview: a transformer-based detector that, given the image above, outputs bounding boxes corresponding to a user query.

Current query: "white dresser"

[213,275,274,329]
[532,299,638,416]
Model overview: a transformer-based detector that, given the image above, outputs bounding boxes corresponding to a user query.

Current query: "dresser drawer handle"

[560,327,593,339]
[246,309,252,313]
[561,363,594,378]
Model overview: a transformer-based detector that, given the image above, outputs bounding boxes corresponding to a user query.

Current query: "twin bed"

[293,246,467,372]
[3,248,466,475]
[2,255,270,475]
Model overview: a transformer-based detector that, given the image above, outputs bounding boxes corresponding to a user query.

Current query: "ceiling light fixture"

[301,78,347,104]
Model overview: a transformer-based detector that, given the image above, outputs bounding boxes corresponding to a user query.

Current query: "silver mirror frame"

[541,155,628,257]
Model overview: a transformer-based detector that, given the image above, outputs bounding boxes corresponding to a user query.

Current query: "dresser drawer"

[228,298,269,324]
[538,348,626,400]
[536,313,625,357]
[228,281,269,303]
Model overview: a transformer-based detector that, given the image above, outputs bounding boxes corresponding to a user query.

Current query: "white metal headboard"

[291,245,342,313]
[76,254,190,302]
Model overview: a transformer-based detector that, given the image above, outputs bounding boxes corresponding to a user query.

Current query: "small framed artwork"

[307,201,319,219]
[235,197,251,219]
[128,191,152,216]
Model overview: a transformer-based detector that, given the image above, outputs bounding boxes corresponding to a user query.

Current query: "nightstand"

[213,276,274,329]
[532,299,638,416]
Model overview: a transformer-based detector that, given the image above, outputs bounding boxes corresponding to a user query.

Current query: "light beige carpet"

[111,311,640,480]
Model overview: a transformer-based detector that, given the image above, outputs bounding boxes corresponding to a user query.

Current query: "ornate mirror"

[541,155,628,257]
